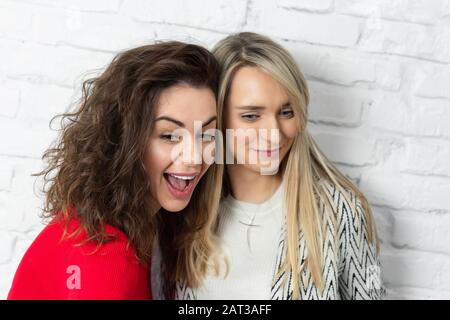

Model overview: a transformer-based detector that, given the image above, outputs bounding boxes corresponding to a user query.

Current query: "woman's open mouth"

[163,172,198,199]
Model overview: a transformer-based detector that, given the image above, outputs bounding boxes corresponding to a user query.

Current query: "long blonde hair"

[212,32,380,298]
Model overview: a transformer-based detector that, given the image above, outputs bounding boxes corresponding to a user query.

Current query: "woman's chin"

[160,199,190,213]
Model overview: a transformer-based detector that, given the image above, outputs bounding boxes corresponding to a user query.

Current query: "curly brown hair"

[36,41,223,296]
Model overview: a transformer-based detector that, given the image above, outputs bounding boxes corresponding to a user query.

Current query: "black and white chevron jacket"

[175,180,387,300]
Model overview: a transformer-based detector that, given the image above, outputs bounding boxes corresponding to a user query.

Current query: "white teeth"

[169,174,196,180]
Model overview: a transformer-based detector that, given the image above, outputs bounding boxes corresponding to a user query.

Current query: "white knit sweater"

[196,182,284,299]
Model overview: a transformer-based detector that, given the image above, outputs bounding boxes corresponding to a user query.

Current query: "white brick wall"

[0,0,449,299]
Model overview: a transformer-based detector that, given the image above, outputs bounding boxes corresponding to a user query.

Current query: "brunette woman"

[8,41,223,300]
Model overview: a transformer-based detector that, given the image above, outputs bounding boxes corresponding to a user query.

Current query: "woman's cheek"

[202,140,216,167]
[282,120,299,139]
[145,140,171,176]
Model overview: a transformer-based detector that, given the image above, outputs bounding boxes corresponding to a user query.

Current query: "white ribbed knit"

[196,182,284,300]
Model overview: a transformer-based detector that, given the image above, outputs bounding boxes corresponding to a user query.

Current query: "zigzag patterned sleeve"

[337,192,387,300]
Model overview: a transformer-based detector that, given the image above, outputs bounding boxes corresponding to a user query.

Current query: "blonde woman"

[176,32,386,300]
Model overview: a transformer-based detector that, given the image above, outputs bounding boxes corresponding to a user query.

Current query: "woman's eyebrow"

[202,116,217,127]
[235,102,290,110]
[235,105,266,110]
[154,116,184,127]
[154,115,216,127]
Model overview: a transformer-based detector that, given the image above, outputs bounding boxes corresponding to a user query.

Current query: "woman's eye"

[160,133,180,142]
[241,113,260,121]
[196,133,216,141]
[280,108,294,118]
[204,133,216,141]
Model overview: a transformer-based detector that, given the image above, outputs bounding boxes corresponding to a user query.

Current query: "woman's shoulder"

[39,210,135,259]
[8,209,151,299]
[317,178,375,247]
[317,178,366,221]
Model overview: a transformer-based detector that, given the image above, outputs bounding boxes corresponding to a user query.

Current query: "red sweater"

[8,213,152,300]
